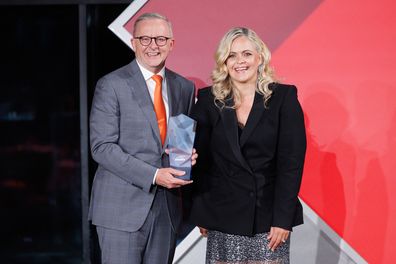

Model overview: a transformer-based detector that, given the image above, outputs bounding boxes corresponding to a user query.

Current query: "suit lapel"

[127,60,162,147]
[240,92,267,147]
[220,98,252,173]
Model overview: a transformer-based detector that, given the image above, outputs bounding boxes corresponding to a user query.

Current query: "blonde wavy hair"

[211,27,277,109]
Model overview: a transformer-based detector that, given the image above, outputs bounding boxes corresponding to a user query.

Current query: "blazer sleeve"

[186,82,196,116]
[191,88,214,185]
[90,76,157,193]
[272,86,307,230]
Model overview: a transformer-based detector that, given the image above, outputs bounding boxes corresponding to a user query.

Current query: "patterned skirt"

[206,230,290,264]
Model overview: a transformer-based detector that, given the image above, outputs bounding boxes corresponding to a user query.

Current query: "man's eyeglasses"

[134,36,172,47]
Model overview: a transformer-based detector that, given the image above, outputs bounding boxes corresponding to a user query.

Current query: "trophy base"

[172,166,191,181]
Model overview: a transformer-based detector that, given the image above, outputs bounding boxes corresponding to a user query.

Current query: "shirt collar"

[135,60,165,82]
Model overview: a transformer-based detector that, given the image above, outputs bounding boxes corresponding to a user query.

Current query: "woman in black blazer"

[189,27,306,263]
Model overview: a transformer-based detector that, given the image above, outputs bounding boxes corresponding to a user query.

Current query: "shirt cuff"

[153,169,159,185]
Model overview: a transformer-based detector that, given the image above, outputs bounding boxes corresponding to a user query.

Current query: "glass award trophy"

[168,114,196,180]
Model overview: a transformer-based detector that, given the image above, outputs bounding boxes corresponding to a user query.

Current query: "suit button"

[249,192,254,197]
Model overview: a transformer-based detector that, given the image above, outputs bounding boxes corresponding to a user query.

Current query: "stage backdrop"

[111,0,396,263]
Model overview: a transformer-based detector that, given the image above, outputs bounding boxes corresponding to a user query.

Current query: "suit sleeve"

[90,77,156,193]
[273,86,307,230]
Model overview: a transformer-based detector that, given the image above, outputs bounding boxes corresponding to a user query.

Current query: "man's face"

[131,18,174,73]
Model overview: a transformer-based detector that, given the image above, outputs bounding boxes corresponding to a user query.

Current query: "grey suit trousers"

[96,188,176,264]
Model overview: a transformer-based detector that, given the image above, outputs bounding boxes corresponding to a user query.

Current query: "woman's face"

[225,36,262,87]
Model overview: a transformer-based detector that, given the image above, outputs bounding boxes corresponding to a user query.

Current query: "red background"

[124,0,396,262]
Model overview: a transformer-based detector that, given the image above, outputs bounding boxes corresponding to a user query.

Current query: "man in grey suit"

[88,13,196,264]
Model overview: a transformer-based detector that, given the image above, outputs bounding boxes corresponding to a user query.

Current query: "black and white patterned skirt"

[206,230,290,264]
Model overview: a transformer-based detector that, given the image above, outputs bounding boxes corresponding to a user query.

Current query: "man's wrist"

[152,168,159,185]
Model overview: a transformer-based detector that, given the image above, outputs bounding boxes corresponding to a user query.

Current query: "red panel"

[273,0,396,263]
[121,0,396,262]
[123,0,322,87]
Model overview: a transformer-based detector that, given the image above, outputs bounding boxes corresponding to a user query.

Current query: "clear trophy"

[168,114,196,180]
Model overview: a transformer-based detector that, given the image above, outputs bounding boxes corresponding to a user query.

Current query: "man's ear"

[169,39,175,51]
[130,38,135,51]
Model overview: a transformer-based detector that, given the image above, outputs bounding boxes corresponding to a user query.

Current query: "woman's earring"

[258,64,264,73]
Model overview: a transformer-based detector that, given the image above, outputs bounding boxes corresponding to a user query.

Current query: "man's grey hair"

[133,12,173,37]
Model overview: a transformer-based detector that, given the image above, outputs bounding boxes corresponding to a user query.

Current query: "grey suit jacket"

[88,60,195,232]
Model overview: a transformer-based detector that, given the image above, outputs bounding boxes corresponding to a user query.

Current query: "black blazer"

[189,83,306,236]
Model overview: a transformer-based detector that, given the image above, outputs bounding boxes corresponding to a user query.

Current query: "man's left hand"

[191,148,198,166]
[164,148,198,166]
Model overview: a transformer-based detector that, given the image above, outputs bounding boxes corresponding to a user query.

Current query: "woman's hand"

[198,226,208,237]
[267,226,290,251]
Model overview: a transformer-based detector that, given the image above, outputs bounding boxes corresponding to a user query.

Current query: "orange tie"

[152,75,167,145]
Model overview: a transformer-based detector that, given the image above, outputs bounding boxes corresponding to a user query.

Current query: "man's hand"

[165,148,198,166]
[155,167,193,189]
[267,226,290,251]
[191,148,198,166]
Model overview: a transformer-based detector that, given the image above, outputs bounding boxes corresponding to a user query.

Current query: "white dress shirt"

[136,61,169,122]
[135,61,169,185]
